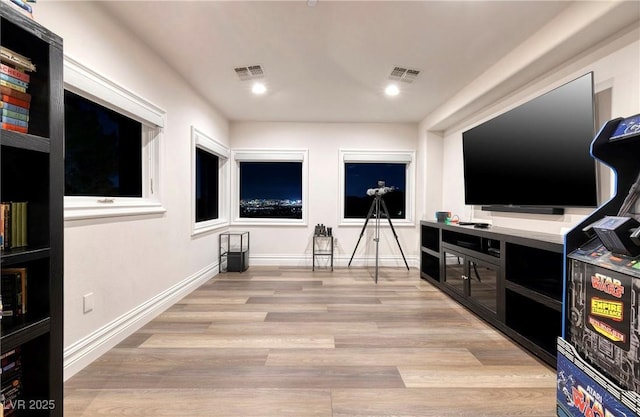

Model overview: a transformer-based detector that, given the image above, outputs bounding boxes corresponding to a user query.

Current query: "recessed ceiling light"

[385,84,400,97]
[252,82,267,95]
[307,0,318,6]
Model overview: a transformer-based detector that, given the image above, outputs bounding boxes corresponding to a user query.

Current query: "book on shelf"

[1,374,23,417]
[4,0,34,18]
[0,79,25,94]
[0,95,29,110]
[1,347,22,380]
[0,202,27,250]
[0,108,28,122]
[0,47,33,134]
[2,378,24,404]
[0,46,35,73]
[0,101,28,115]
[0,115,26,128]
[1,267,27,316]
[1,268,27,318]
[0,74,27,90]
[0,203,8,250]
[0,63,29,83]
[0,122,26,133]
[0,203,4,249]
[0,85,30,104]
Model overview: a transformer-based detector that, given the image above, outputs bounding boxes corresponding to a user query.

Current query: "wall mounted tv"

[462,72,597,215]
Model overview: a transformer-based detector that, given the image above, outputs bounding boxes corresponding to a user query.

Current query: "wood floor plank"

[140,334,335,349]
[178,303,329,313]
[154,311,267,322]
[247,296,382,304]
[398,365,556,388]
[76,389,332,417]
[156,365,405,389]
[64,266,557,416]
[206,321,379,336]
[331,388,556,417]
[266,347,482,367]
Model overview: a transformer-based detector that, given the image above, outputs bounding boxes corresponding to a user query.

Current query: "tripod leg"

[379,198,410,270]
[348,198,377,267]
[374,197,380,284]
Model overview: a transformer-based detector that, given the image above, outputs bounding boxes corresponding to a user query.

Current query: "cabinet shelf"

[0,130,51,153]
[504,280,561,312]
[1,317,50,352]
[1,246,50,266]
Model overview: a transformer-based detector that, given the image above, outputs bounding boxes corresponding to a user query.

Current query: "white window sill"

[64,199,166,221]
[192,219,230,237]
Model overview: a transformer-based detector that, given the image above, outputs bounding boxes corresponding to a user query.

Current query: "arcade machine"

[558,114,640,417]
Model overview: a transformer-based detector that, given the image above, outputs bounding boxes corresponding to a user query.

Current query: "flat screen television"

[462,72,597,213]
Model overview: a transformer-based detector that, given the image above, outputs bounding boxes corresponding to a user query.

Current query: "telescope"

[349,180,409,283]
[366,181,396,196]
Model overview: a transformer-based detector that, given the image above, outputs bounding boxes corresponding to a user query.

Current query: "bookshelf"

[1,3,63,416]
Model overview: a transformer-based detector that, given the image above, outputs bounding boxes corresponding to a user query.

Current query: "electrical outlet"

[83,292,94,314]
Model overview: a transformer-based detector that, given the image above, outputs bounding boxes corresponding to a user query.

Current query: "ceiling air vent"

[389,66,420,83]
[235,64,264,81]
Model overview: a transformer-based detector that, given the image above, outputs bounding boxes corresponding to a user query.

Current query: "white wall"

[34,2,230,379]
[426,28,640,235]
[229,122,420,268]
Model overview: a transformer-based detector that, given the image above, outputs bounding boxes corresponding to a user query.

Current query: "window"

[339,150,415,225]
[240,162,302,219]
[233,150,308,225]
[196,149,219,222]
[65,91,142,197]
[192,127,229,234]
[63,56,165,220]
[344,162,406,219]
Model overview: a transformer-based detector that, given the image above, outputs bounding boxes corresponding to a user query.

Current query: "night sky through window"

[240,162,302,201]
[344,162,406,219]
[345,163,405,197]
[239,161,303,219]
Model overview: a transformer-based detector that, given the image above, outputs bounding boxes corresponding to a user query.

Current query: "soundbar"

[481,205,565,215]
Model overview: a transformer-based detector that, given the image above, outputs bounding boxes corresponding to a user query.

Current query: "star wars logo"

[572,385,615,417]
[591,273,624,298]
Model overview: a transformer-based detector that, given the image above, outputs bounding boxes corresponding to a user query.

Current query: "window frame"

[191,126,230,235]
[232,149,308,226]
[339,149,415,226]
[63,56,166,221]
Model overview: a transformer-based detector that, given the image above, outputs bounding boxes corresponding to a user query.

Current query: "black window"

[344,162,406,219]
[64,90,142,197]
[239,161,302,219]
[195,148,219,222]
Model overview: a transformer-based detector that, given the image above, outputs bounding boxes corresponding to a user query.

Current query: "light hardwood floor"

[64,266,558,416]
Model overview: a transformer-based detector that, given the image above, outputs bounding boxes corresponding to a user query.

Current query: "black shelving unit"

[1,3,63,416]
[219,231,249,272]
[312,234,333,271]
[420,221,563,367]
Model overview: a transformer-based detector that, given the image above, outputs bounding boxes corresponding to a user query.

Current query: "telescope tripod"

[348,193,409,283]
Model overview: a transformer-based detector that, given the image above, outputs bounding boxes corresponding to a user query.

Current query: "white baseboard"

[249,254,419,269]
[63,262,218,381]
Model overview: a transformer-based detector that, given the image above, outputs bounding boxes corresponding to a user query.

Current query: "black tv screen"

[462,72,597,209]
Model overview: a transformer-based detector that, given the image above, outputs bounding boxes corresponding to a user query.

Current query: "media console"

[420,220,563,367]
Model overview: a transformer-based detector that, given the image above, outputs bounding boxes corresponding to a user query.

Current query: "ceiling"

[98,1,639,127]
